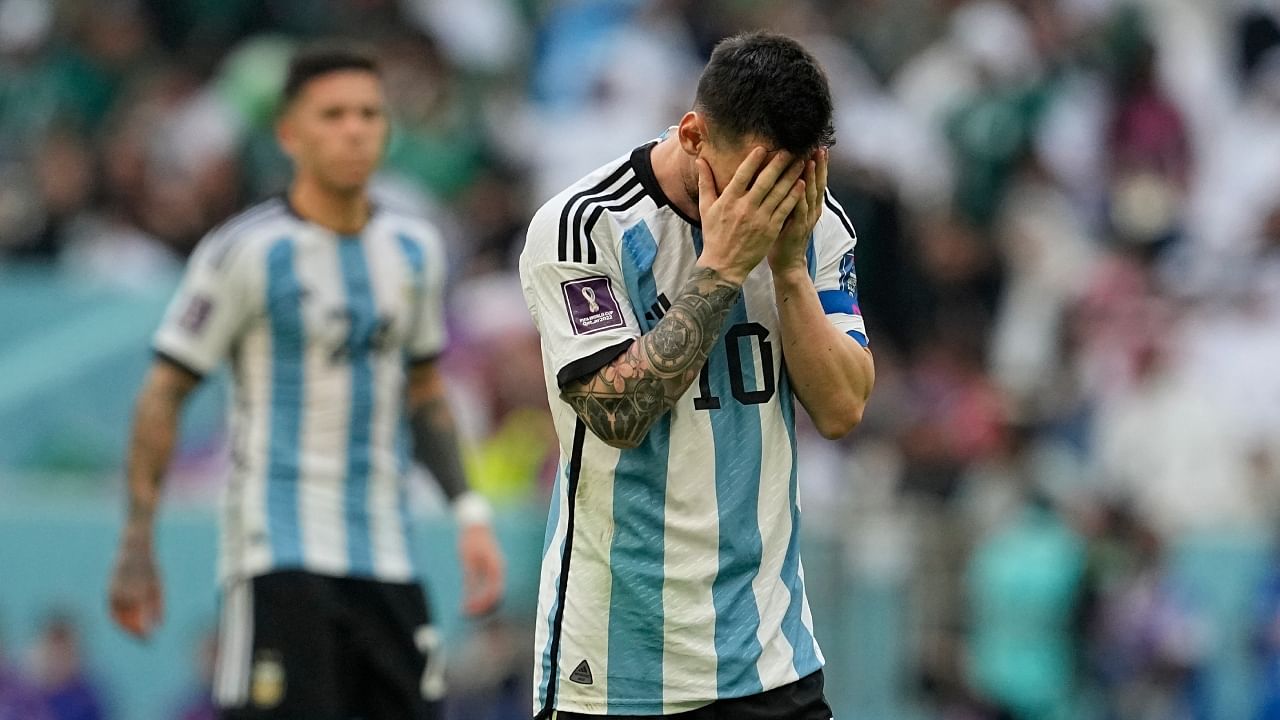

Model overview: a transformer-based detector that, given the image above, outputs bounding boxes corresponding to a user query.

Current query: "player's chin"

[325,171,374,194]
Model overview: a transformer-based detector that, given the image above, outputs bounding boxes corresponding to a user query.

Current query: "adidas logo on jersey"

[569,659,594,685]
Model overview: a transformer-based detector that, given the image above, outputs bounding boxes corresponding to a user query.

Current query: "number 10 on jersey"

[693,322,777,409]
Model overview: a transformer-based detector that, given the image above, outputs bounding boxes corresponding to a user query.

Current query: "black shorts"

[546,670,832,720]
[214,570,443,720]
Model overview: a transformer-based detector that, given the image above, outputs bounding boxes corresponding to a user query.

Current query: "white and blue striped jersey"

[153,197,448,585]
[519,141,868,716]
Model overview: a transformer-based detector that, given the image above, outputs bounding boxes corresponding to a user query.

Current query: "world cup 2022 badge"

[250,650,286,709]
[561,276,625,336]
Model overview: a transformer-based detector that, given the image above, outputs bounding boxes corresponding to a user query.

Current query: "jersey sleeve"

[405,224,449,362]
[812,191,869,348]
[519,201,640,388]
[152,231,259,377]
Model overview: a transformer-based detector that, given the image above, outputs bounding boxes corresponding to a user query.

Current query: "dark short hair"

[282,46,379,105]
[694,32,835,155]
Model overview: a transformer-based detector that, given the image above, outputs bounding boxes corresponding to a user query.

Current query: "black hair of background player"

[282,46,380,106]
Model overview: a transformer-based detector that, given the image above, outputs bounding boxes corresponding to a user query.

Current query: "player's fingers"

[803,160,817,217]
[772,180,806,228]
[112,603,147,638]
[463,572,499,616]
[724,146,767,198]
[695,158,718,213]
[762,159,806,214]
[748,151,796,205]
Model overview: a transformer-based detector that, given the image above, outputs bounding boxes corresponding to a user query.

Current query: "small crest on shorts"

[251,650,286,708]
[569,659,594,685]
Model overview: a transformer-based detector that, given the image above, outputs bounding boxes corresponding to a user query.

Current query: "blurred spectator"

[965,493,1086,720]
[28,615,107,720]
[0,624,53,720]
[1082,504,1207,720]
[443,617,530,720]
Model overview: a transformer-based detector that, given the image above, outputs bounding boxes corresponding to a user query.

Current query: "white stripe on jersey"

[213,577,253,707]
[366,238,415,579]
[661,387,720,711]
[297,237,352,577]
[552,434,622,713]
[743,279,801,688]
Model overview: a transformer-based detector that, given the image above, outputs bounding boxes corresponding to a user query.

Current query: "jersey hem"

[543,659,827,716]
[546,698,712,715]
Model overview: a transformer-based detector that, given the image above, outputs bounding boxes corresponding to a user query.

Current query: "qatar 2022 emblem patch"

[561,276,625,336]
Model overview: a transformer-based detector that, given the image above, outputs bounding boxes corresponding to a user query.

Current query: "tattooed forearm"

[410,395,469,501]
[561,266,740,448]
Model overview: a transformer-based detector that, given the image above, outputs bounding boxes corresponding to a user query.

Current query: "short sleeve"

[812,191,869,348]
[402,225,449,362]
[519,203,640,388]
[152,232,259,377]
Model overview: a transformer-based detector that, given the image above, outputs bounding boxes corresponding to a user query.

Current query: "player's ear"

[275,112,298,159]
[676,112,706,157]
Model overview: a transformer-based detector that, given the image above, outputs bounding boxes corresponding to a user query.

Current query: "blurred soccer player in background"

[520,32,874,720]
[106,47,504,720]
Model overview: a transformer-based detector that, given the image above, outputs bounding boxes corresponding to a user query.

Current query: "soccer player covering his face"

[520,32,875,720]
[106,48,504,720]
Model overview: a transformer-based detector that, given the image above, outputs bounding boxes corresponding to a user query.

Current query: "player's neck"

[650,136,701,223]
[288,178,372,236]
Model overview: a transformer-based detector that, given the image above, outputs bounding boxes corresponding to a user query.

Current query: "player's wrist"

[694,256,748,287]
[770,263,812,288]
[452,491,493,528]
[125,504,157,534]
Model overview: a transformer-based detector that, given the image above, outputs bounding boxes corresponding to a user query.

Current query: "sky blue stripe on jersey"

[537,466,565,708]
[620,221,660,332]
[817,289,856,315]
[265,237,305,568]
[610,219,669,711]
[395,233,426,301]
[607,414,671,712]
[710,295,766,697]
[777,371,820,676]
[337,237,379,575]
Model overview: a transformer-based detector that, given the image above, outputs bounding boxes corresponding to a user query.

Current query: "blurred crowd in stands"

[3,0,1280,718]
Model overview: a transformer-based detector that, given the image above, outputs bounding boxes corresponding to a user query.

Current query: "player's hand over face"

[108,524,164,640]
[458,522,505,616]
[697,147,807,285]
[770,147,828,276]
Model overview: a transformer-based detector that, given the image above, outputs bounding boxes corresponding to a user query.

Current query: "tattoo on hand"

[561,267,739,447]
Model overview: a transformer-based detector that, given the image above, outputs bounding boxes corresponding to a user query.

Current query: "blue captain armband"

[817,290,857,316]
